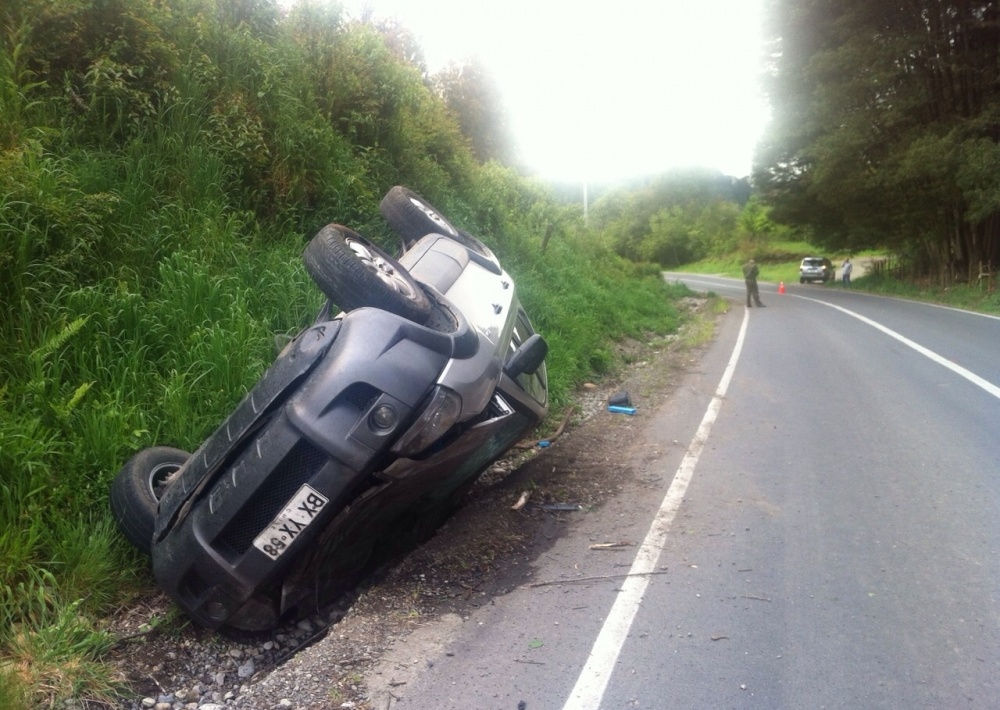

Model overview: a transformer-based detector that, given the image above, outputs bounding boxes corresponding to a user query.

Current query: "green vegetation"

[755,1,1000,285]
[858,269,1000,314]
[589,168,752,267]
[0,1,684,705]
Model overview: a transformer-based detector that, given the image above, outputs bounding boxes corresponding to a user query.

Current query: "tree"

[756,0,1000,281]
[433,59,514,165]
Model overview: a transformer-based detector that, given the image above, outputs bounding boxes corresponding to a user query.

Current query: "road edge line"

[561,307,751,710]
[801,297,1000,400]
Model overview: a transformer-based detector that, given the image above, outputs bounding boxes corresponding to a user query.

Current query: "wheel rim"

[347,239,422,302]
[147,462,182,501]
[407,196,458,236]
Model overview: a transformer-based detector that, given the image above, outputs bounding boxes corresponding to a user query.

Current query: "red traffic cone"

[779,281,786,294]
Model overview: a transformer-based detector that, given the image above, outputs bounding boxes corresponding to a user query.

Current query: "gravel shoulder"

[108,295,721,710]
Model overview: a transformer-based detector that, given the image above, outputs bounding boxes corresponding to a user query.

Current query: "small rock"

[237,660,255,679]
[140,700,156,709]
[279,701,293,708]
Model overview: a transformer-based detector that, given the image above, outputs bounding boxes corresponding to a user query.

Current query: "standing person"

[742,258,765,307]
[842,258,853,287]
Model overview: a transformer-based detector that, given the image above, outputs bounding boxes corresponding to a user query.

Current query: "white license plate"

[252,484,329,560]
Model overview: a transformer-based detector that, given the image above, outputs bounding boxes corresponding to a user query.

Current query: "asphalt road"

[379,275,1000,709]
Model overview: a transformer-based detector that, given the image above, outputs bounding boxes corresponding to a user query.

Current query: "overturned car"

[110,187,548,631]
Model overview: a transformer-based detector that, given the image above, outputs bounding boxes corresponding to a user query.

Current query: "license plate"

[253,484,329,560]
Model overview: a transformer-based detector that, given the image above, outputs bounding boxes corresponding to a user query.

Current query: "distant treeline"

[590,169,769,268]
[755,0,1000,283]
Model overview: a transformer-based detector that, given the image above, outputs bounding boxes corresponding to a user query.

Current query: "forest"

[755,0,1000,283]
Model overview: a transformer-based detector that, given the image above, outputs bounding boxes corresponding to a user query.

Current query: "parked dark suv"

[799,257,834,283]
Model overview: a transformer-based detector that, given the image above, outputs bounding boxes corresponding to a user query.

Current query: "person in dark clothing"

[742,258,765,307]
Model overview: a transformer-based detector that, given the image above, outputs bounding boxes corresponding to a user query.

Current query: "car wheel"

[380,186,498,263]
[800,277,805,284]
[380,186,461,242]
[110,446,190,554]
[303,224,432,324]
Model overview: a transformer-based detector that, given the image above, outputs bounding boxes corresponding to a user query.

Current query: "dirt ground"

[106,295,720,709]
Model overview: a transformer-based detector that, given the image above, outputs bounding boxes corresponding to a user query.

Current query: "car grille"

[218,440,328,555]
[342,382,380,411]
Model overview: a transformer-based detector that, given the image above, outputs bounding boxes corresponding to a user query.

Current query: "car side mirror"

[505,333,547,379]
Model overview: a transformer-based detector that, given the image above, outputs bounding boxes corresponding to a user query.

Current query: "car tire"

[110,446,190,554]
[380,186,461,243]
[379,186,498,263]
[303,224,432,324]
[800,277,805,284]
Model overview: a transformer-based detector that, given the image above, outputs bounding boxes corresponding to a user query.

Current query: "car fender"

[154,321,342,542]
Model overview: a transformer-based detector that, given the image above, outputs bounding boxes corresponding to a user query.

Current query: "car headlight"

[391,387,462,457]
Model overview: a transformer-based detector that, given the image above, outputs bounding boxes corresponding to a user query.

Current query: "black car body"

[111,188,548,630]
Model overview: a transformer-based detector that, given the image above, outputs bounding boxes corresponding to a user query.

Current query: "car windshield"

[803,259,823,266]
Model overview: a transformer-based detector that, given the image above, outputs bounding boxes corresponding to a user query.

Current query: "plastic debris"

[608,405,637,415]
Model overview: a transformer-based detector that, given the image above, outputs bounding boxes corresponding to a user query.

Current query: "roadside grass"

[0,209,324,705]
[858,272,1000,315]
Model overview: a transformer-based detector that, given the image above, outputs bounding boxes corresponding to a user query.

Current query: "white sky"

[342,0,770,183]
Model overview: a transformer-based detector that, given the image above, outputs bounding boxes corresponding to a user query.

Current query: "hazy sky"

[343,0,769,182]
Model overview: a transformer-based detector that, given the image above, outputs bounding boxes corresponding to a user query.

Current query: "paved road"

[377,276,1000,709]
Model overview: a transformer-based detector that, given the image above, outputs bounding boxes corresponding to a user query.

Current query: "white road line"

[561,308,751,710]
[802,297,1000,401]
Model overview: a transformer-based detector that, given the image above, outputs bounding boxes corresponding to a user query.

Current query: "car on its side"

[799,257,834,284]
[109,187,549,631]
